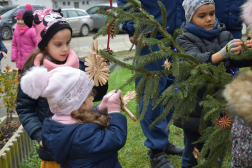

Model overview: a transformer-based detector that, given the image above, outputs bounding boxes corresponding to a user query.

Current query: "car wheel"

[1,27,12,40]
[80,25,89,36]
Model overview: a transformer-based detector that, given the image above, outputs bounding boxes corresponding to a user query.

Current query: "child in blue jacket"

[20,66,127,168]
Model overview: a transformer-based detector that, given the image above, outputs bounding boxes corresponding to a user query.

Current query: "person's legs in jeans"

[181,129,204,168]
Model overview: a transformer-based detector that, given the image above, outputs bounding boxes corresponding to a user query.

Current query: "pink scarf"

[34,49,80,124]
[52,115,77,124]
[33,49,79,71]
[16,24,29,34]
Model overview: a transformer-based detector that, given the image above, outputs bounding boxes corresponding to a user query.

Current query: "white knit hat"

[20,66,94,115]
[182,0,215,22]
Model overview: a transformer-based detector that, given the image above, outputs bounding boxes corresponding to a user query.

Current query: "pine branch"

[157,1,167,29]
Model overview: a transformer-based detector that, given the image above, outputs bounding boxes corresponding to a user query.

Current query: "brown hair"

[71,109,110,128]
[20,48,49,76]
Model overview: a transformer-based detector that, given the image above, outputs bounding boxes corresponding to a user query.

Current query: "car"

[86,3,122,31]
[61,8,93,36]
[0,5,46,40]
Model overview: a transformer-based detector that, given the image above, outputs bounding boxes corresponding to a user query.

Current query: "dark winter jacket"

[174,22,252,133]
[0,40,7,61]
[214,0,246,39]
[16,58,108,161]
[42,113,127,168]
[117,0,185,39]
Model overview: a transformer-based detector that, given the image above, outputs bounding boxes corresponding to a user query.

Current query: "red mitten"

[99,90,116,114]
[108,90,122,113]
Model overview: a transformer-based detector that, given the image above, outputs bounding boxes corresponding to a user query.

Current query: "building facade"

[9,0,53,8]
[54,0,116,10]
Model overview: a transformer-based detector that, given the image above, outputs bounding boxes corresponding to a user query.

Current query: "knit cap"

[20,66,94,115]
[182,0,215,22]
[23,8,72,49]
[16,4,33,19]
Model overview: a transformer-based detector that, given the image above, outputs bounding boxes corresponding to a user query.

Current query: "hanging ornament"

[106,91,137,122]
[192,147,199,159]
[110,19,116,39]
[85,40,110,86]
[215,113,234,131]
[163,59,172,70]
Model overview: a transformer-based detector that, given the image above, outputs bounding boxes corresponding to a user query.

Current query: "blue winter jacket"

[117,0,185,39]
[16,58,108,161]
[214,0,246,39]
[42,113,127,168]
[0,40,7,61]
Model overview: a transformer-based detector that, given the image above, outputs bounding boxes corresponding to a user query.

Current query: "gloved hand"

[99,90,116,114]
[221,39,238,59]
[108,90,122,113]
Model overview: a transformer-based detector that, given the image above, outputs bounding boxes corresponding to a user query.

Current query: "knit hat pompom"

[242,0,252,32]
[20,66,49,99]
[182,0,215,22]
[16,4,33,20]
[25,4,33,10]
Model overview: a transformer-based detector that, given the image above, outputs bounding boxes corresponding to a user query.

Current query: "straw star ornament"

[85,40,110,86]
[164,59,172,70]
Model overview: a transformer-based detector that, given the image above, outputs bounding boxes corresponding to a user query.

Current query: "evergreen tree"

[93,0,252,167]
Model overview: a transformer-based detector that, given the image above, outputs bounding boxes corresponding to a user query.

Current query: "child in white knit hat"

[20,66,127,168]
[174,0,252,167]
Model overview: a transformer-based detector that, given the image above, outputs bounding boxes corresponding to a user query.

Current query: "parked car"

[0,5,46,40]
[61,8,93,36]
[86,3,123,31]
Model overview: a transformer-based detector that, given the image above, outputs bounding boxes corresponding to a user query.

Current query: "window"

[67,10,78,18]
[67,2,70,5]
[74,2,79,8]
[87,6,99,14]
[102,6,110,11]
[82,1,85,5]
[61,10,68,18]
[77,11,87,16]
[63,2,66,6]
[86,1,89,5]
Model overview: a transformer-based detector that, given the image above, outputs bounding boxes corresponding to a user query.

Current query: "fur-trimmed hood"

[223,70,252,124]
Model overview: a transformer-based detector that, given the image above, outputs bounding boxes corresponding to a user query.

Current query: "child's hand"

[99,90,116,114]
[0,51,7,58]
[221,39,243,58]
[39,140,43,147]
[246,40,252,50]
[108,90,122,113]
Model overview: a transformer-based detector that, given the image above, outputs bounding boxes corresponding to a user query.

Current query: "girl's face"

[80,90,94,111]
[45,28,71,62]
[17,18,25,27]
[191,4,215,30]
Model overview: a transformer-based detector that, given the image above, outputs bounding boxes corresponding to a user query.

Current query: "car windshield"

[1,8,17,19]
[0,6,16,15]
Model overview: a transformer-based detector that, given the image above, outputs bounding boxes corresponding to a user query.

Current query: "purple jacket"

[11,27,37,69]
